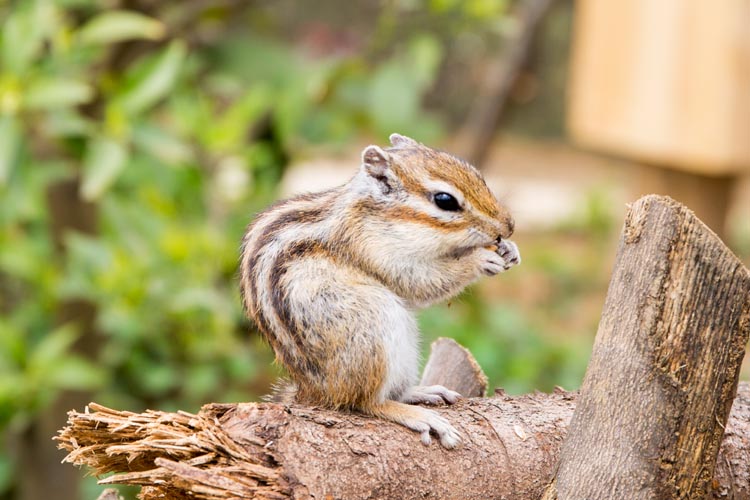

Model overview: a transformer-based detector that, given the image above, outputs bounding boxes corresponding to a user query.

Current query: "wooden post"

[543,195,750,499]
[568,1,750,173]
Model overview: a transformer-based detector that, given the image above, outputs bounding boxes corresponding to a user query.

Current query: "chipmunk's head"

[355,133,514,257]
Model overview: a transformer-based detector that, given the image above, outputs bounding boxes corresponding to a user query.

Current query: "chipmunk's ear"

[362,145,391,177]
[389,133,419,148]
[361,145,395,194]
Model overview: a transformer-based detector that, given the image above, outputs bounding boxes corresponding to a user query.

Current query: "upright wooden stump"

[544,195,750,499]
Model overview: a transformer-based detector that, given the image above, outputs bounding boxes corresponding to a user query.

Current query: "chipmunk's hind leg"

[400,385,462,405]
[368,400,461,449]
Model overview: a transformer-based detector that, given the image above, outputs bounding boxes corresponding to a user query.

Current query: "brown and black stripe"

[239,188,341,373]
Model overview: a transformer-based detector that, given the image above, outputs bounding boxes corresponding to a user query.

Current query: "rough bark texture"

[420,337,488,397]
[56,386,750,500]
[544,195,750,500]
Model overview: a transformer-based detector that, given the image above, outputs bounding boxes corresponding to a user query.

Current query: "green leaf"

[367,40,445,138]
[464,0,509,19]
[77,10,165,46]
[43,111,93,137]
[119,40,186,115]
[49,357,107,390]
[64,232,113,271]
[368,60,419,132]
[0,116,21,185]
[80,136,128,200]
[406,35,443,89]
[430,0,461,13]
[0,323,25,369]
[140,363,178,395]
[29,324,79,368]
[1,3,48,75]
[24,78,94,110]
[132,124,191,164]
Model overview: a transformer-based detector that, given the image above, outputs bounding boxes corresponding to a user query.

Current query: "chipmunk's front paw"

[497,239,521,268]
[480,239,520,276]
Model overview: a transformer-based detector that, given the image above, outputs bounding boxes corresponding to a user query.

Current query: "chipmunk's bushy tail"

[263,378,297,404]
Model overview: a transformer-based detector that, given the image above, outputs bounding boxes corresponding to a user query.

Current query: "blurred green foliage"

[2,1,746,498]
[1,0,550,497]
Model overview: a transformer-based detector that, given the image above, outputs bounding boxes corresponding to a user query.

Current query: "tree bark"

[56,386,750,500]
[543,195,750,499]
[456,0,554,167]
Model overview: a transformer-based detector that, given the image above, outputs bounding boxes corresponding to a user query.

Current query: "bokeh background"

[0,0,748,499]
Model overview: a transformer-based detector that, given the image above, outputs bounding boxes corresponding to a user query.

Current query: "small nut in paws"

[496,239,521,269]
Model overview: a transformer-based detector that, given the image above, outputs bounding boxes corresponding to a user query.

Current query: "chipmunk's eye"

[434,192,461,211]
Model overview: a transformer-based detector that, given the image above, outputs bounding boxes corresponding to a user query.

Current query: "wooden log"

[55,195,750,499]
[543,195,750,499]
[56,386,750,500]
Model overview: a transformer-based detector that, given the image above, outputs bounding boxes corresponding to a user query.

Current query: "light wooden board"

[568,0,750,174]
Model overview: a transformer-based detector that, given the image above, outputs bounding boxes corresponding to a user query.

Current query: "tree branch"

[420,337,488,397]
[56,385,750,500]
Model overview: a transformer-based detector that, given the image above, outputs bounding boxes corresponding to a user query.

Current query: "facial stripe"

[389,146,500,218]
[351,198,472,232]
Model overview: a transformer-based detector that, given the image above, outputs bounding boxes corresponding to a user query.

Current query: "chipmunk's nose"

[496,218,514,241]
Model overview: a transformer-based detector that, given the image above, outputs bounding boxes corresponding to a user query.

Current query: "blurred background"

[0,0,748,498]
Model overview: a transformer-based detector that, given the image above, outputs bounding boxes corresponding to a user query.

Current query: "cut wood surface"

[56,386,750,500]
[420,337,488,397]
[544,195,750,499]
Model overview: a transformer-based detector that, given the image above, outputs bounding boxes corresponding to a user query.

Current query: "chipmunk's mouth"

[445,240,495,260]
[445,245,475,260]
[443,229,495,259]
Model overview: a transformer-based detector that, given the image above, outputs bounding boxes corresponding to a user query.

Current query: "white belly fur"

[376,297,420,402]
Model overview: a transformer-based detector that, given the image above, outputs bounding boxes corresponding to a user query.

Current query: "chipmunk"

[239,133,520,448]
